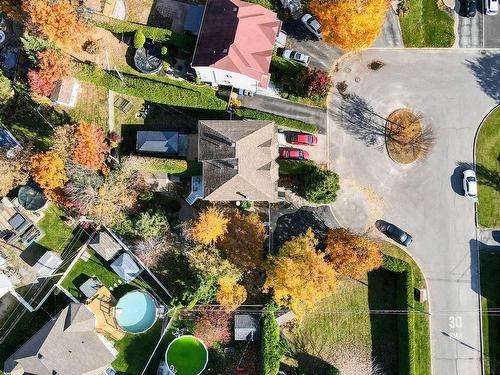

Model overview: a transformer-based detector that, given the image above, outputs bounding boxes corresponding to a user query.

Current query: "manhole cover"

[345,67,351,73]
[355,76,361,82]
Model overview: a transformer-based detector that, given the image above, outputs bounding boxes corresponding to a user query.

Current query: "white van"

[486,0,498,15]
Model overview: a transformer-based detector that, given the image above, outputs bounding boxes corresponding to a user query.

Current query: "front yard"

[399,0,455,47]
[284,243,430,374]
[480,251,500,375]
[476,107,500,228]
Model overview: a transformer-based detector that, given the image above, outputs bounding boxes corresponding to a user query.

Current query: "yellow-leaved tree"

[216,276,247,312]
[309,0,389,51]
[189,207,229,246]
[30,151,68,191]
[263,228,339,316]
[325,228,383,279]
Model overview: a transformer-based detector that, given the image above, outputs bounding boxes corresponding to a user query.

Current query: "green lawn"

[285,243,430,375]
[112,320,165,375]
[480,252,500,374]
[60,249,171,304]
[399,0,455,47]
[36,204,77,253]
[476,107,500,228]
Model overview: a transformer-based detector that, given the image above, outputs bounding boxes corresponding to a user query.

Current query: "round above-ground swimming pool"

[115,290,157,334]
[165,335,208,375]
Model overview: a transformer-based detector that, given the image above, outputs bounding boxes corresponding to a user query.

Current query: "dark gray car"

[385,224,413,246]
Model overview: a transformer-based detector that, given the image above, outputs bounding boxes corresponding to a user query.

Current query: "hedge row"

[94,16,196,50]
[381,255,416,375]
[73,62,227,111]
[234,108,317,133]
[261,306,283,375]
[122,155,188,174]
[277,159,316,176]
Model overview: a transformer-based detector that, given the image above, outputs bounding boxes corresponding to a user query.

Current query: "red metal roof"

[192,0,281,89]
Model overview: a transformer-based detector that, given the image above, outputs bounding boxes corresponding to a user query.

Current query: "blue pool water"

[115,290,157,334]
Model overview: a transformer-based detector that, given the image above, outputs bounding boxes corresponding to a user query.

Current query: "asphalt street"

[457,0,500,48]
[329,50,497,375]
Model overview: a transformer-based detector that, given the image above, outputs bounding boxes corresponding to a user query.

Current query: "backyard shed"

[136,131,188,156]
[51,77,80,107]
[89,231,122,261]
[111,252,142,282]
[234,314,261,341]
[32,251,62,277]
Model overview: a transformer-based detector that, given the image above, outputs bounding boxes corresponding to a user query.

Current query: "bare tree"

[133,236,171,269]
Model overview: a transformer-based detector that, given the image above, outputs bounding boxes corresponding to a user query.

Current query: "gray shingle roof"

[234,314,261,341]
[198,120,279,202]
[136,131,179,154]
[89,231,122,261]
[4,303,116,375]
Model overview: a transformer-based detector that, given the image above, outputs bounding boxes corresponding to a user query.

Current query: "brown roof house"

[188,120,279,204]
[50,77,80,108]
[4,303,117,375]
[191,0,282,93]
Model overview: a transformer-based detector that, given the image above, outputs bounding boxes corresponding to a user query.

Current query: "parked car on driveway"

[486,0,499,14]
[467,0,477,17]
[463,169,478,199]
[384,223,413,246]
[301,14,322,39]
[282,49,311,66]
[287,132,317,146]
[279,147,309,160]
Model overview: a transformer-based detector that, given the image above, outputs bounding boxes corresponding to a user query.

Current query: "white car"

[301,14,322,39]
[282,49,311,66]
[486,0,499,14]
[463,169,478,199]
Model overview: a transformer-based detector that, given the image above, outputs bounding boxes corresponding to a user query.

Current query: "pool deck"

[87,286,125,340]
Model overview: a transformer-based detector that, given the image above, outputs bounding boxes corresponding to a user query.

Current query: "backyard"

[480,251,500,375]
[284,243,430,374]
[476,107,500,228]
[399,0,455,47]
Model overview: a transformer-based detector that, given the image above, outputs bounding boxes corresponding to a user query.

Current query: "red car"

[289,132,317,146]
[279,147,310,160]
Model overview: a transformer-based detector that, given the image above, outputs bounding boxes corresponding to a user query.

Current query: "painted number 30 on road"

[449,316,463,329]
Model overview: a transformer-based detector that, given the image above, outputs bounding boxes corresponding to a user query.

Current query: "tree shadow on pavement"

[332,94,388,149]
[465,53,500,103]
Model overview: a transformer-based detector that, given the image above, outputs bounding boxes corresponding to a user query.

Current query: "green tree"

[134,210,170,238]
[186,245,242,281]
[134,30,146,48]
[303,167,340,204]
[0,71,13,105]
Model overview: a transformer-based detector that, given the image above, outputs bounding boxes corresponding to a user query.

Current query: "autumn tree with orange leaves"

[37,49,69,84]
[325,228,383,279]
[21,0,89,48]
[309,0,389,51]
[73,122,110,170]
[216,276,247,311]
[30,151,68,191]
[217,211,266,269]
[189,207,229,246]
[264,228,339,316]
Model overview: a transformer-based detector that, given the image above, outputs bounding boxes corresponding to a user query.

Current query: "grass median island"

[476,107,500,228]
[399,0,454,47]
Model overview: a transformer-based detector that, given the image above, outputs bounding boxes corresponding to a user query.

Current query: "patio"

[87,286,126,340]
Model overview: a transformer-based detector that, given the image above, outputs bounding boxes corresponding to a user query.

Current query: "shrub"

[0,71,13,105]
[123,155,188,174]
[73,62,227,110]
[262,305,284,375]
[300,68,332,98]
[303,167,340,204]
[368,60,385,70]
[234,108,317,133]
[134,210,170,238]
[161,46,168,55]
[95,17,196,50]
[83,39,102,54]
[133,30,146,49]
[277,159,316,176]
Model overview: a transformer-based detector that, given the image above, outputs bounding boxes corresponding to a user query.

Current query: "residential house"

[191,0,282,93]
[189,120,279,203]
[4,303,117,375]
[51,77,80,108]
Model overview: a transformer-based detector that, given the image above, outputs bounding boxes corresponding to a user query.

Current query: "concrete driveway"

[328,50,497,375]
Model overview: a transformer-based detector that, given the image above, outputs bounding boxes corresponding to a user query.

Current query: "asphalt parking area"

[328,49,498,375]
[277,131,328,164]
[484,11,500,47]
